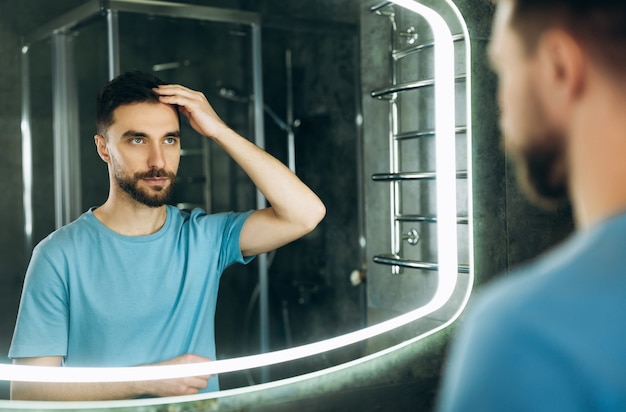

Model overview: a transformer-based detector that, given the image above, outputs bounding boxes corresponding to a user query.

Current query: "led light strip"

[1,0,471,388]
[388,0,458,300]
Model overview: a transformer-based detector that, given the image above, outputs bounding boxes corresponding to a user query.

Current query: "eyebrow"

[121,130,181,138]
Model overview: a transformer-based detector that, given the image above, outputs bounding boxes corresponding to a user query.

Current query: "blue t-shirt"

[437,212,626,411]
[9,205,253,393]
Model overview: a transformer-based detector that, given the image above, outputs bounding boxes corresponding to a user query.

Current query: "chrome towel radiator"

[370,1,471,278]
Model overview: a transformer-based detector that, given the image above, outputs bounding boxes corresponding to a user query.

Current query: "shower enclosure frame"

[20,0,273,359]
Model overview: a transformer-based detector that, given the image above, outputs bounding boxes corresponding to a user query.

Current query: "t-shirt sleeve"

[190,209,255,275]
[9,244,69,360]
[219,210,255,267]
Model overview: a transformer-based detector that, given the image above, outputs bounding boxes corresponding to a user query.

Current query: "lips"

[142,177,170,188]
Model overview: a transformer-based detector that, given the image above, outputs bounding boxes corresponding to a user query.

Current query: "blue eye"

[131,137,143,144]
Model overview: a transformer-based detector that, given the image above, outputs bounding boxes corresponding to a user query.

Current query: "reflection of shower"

[217,84,300,135]
[218,48,299,174]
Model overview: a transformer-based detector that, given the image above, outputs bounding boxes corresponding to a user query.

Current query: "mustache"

[135,168,176,180]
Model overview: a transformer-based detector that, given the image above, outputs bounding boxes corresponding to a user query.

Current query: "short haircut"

[95,70,169,136]
[505,0,626,76]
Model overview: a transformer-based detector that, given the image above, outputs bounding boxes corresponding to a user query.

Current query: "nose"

[147,142,166,170]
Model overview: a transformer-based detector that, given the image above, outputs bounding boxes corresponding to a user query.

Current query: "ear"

[94,134,111,163]
[536,29,586,112]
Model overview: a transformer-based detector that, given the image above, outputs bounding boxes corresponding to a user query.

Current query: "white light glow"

[21,119,33,237]
[2,1,474,404]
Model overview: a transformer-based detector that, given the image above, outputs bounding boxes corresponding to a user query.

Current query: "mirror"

[1,0,485,407]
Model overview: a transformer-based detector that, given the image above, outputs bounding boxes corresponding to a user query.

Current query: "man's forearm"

[11,380,145,401]
[211,125,325,227]
[11,376,208,401]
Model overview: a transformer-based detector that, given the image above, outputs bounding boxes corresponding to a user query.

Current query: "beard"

[502,78,571,210]
[114,167,177,208]
[506,128,569,210]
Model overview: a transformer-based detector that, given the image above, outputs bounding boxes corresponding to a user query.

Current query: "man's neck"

[568,81,626,229]
[93,196,168,237]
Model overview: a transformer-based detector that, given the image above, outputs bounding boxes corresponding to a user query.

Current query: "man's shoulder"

[465,221,622,338]
[34,211,98,254]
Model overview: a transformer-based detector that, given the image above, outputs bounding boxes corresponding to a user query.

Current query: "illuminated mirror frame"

[2,0,473,406]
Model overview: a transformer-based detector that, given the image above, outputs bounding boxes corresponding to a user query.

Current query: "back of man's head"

[95,70,167,136]
[505,0,626,78]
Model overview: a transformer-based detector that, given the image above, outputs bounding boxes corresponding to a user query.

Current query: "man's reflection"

[9,70,325,400]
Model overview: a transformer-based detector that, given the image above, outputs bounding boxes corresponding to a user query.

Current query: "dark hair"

[95,70,168,136]
[507,0,626,75]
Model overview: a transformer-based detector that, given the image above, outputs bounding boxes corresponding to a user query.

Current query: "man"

[9,71,325,401]
[437,0,626,410]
